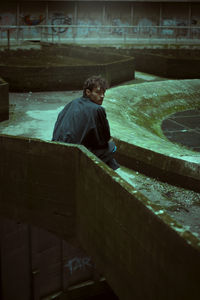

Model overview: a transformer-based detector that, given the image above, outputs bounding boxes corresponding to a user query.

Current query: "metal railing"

[1,25,200,47]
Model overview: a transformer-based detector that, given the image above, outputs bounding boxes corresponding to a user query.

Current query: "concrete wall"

[114,138,200,193]
[0,77,9,121]
[0,1,200,41]
[131,51,200,78]
[0,217,99,300]
[0,135,110,299]
[0,46,134,91]
[0,134,199,300]
[0,135,77,238]
[95,46,200,79]
[76,142,200,300]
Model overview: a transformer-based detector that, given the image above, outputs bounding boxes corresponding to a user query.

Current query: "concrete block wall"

[0,77,9,121]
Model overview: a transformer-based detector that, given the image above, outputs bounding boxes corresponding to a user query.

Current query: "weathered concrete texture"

[162,109,200,152]
[114,138,200,193]
[104,79,200,190]
[0,216,103,300]
[0,45,134,92]
[0,135,78,240]
[116,167,200,237]
[133,52,200,79]
[76,147,200,300]
[0,77,9,121]
[0,78,199,190]
[0,134,200,300]
[96,46,200,79]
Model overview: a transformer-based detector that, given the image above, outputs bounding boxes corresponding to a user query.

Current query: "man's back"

[52,96,111,151]
[52,75,119,170]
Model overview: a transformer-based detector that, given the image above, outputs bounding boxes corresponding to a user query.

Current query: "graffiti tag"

[23,15,45,26]
[64,256,92,275]
[51,13,72,33]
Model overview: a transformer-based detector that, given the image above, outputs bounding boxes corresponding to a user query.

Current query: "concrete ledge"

[133,52,200,79]
[90,46,200,79]
[0,45,134,92]
[76,142,200,300]
[104,79,200,191]
[0,134,199,300]
[0,77,9,122]
[114,138,200,192]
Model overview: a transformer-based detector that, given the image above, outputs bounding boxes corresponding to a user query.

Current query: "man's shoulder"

[69,96,82,105]
[79,97,103,110]
[65,97,106,114]
[62,97,82,110]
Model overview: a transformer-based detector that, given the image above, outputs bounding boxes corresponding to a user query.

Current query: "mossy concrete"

[114,138,200,193]
[0,134,199,300]
[0,77,9,121]
[77,146,200,300]
[0,78,199,190]
[104,79,200,191]
[0,73,199,298]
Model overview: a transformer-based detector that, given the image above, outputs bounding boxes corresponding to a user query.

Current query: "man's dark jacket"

[52,96,119,169]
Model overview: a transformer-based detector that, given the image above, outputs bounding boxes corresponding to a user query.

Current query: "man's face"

[86,86,105,105]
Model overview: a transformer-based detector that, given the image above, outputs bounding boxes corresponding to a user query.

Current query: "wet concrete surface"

[0,71,199,238]
[162,109,200,152]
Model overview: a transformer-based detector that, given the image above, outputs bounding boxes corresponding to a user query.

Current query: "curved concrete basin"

[104,79,200,191]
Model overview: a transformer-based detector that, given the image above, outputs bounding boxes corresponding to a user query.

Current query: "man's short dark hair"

[83,75,108,97]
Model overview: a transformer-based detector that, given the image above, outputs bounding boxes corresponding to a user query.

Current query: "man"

[52,75,119,170]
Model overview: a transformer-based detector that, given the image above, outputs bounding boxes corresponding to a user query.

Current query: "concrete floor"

[162,109,200,152]
[0,71,199,239]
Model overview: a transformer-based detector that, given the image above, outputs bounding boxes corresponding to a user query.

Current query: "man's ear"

[85,89,91,96]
